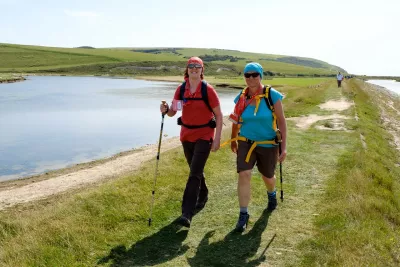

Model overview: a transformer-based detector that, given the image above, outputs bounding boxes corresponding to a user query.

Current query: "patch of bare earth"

[287,114,350,130]
[318,98,353,111]
[287,98,353,130]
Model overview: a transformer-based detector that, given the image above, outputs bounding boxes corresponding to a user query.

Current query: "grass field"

[0,43,344,76]
[0,78,399,266]
[136,76,329,89]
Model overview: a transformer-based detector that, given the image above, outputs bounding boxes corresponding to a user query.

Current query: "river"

[366,79,400,95]
[0,76,239,181]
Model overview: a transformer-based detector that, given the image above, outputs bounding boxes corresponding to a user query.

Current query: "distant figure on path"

[159,57,223,228]
[337,72,344,87]
[228,62,287,232]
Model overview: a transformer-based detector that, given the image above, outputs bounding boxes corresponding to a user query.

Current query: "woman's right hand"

[231,141,238,154]
[160,102,169,114]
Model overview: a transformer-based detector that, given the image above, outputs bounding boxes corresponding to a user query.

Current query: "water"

[0,76,239,181]
[366,80,400,95]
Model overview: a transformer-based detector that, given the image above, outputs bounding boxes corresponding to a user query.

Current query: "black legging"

[181,139,212,217]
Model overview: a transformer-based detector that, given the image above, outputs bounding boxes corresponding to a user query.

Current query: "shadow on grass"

[188,209,274,267]
[98,217,189,266]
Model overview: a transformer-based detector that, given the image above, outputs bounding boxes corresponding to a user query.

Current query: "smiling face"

[184,57,204,80]
[244,71,261,88]
[187,63,203,79]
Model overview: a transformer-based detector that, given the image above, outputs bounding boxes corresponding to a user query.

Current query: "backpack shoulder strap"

[241,87,247,97]
[263,85,279,131]
[263,85,274,112]
[201,81,214,113]
[179,82,186,100]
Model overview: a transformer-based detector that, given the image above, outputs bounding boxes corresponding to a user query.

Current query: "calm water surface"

[0,76,239,181]
[366,80,400,95]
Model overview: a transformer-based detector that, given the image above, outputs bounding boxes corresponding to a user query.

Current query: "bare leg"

[238,170,252,207]
[263,175,278,211]
[262,175,276,192]
[236,170,252,231]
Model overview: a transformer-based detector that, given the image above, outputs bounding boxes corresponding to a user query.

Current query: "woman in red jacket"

[160,57,223,228]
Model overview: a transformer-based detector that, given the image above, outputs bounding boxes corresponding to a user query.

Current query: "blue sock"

[240,207,248,214]
[267,190,276,198]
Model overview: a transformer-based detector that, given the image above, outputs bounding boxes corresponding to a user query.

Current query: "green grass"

[0,73,24,82]
[0,73,14,81]
[136,76,330,91]
[298,79,400,266]
[0,79,399,266]
[0,43,343,76]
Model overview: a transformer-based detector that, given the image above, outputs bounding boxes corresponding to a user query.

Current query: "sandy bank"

[0,117,232,210]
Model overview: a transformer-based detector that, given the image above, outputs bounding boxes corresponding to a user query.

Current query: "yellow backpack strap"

[220,136,277,162]
[241,87,247,97]
[264,85,274,111]
[263,85,278,131]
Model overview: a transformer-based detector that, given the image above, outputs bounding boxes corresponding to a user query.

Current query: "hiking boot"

[177,214,191,228]
[267,194,277,212]
[235,212,250,232]
[194,197,208,214]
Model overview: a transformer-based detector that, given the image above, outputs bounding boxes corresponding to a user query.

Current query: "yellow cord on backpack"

[221,85,278,162]
[253,94,266,116]
[220,136,277,162]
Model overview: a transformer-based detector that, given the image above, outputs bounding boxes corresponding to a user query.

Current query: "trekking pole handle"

[161,100,167,117]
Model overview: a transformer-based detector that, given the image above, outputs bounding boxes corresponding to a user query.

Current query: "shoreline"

[365,79,400,97]
[0,138,178,189]
[0,136,181,209]
[0,117,233,210]
[1,73,247,89]
[0,116,233,188]
[0,76,26,83]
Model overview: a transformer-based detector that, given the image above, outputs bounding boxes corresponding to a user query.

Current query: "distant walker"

[337,72,344,88]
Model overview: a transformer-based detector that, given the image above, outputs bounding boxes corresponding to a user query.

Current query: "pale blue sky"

[1,0,399,76]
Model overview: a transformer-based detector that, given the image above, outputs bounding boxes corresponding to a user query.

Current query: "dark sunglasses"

[187,63,202,69]
[244,72,260,78]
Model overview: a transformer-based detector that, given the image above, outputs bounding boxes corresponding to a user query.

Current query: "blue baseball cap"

[244,62,263,79]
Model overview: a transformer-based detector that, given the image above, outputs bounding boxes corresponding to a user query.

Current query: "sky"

[1,0,399,76]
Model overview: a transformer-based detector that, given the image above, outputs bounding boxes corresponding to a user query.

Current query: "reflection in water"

[0,76,239,181]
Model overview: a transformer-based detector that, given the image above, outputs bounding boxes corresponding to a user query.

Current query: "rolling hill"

[0,43,346,77]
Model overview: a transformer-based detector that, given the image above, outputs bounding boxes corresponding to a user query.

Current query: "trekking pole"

[148,100,167,226]
[279,143,283,202]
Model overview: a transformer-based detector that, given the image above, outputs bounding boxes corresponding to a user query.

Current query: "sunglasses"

[187,63,203,69]
[244,72,260,78]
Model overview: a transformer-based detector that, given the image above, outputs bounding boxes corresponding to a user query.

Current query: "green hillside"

[0,43,345,77]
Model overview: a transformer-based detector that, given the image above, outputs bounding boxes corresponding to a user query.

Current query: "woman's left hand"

[278,149,287,162]
[211,139,220,152]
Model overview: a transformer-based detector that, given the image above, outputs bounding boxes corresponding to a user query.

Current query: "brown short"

[237,140,278,178]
